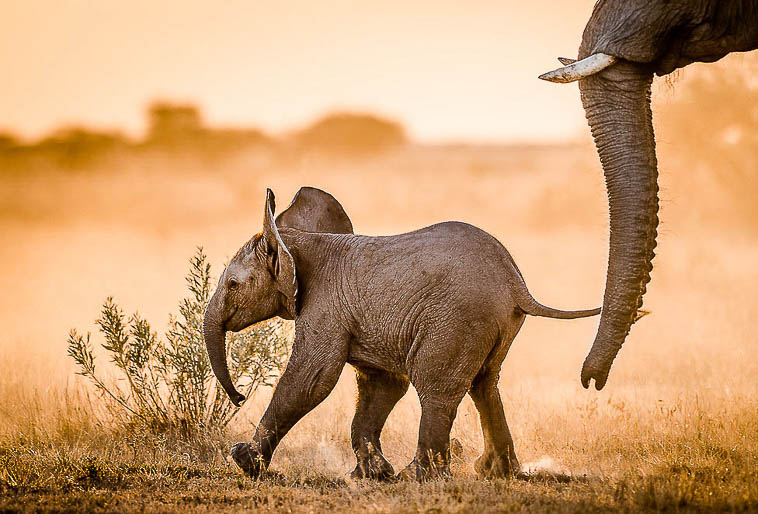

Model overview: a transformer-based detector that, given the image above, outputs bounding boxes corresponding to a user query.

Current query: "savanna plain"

[1,60,758,512]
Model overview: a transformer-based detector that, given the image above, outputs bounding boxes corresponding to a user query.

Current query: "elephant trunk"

[203,292,245,406]
[578,61,659,390]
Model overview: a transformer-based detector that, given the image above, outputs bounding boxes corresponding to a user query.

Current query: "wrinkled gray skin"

[204,187,600,481]
[565,0,758,390]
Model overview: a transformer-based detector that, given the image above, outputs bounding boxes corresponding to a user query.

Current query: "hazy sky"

[2,1,597,143]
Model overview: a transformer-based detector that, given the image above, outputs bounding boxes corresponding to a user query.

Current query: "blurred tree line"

[0,102,407,170]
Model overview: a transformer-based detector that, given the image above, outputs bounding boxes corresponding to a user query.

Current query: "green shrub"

[67,247,291,438]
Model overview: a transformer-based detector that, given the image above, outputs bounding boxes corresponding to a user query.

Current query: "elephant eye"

[227,278,240,290]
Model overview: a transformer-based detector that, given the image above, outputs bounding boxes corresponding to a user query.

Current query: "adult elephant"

[540,1,758,390]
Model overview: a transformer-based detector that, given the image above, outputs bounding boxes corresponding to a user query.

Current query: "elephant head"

[203,187,353,406]
[540,0,758,389]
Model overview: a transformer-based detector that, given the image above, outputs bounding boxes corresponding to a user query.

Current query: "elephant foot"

[350,452,395,481]
[474,452,520,479]
[230,442,267,479]
[396,457,451,482]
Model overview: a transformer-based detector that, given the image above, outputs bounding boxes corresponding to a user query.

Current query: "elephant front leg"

[350,368,409,480]
[231,329,348,478]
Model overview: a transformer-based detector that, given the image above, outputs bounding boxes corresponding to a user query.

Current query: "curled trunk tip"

[203,303,246,406]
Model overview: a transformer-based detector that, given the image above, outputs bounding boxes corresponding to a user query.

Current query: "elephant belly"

[346,336,409,376]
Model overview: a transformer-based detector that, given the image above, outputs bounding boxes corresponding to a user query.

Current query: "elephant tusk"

[539,53,618,83]
[558,57,576,65]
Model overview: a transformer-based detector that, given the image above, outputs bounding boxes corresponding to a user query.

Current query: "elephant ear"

[275,186,354,234]
[263,189,298,316]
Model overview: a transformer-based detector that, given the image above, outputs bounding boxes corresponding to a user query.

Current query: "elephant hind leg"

[469,364,520,478]
[350,367,409,480]
[469,317,524,479]
[396,394,465,481]
[398,321,510,481]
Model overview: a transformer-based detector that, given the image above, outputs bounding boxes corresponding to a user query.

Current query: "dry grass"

[1,137,757,511]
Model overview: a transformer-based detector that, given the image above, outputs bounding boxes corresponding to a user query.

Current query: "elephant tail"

[513,281,601,320]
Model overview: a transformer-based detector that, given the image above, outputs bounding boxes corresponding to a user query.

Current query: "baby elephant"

[203,187,599,481]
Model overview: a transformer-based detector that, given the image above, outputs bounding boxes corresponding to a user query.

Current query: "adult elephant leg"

[350,367,409,480]
[469,368,520,478]
[231,328,349,478]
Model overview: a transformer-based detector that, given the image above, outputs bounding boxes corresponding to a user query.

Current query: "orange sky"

[1,1,596,143]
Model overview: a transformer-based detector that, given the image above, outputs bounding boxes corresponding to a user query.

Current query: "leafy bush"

[67,247,291,438]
